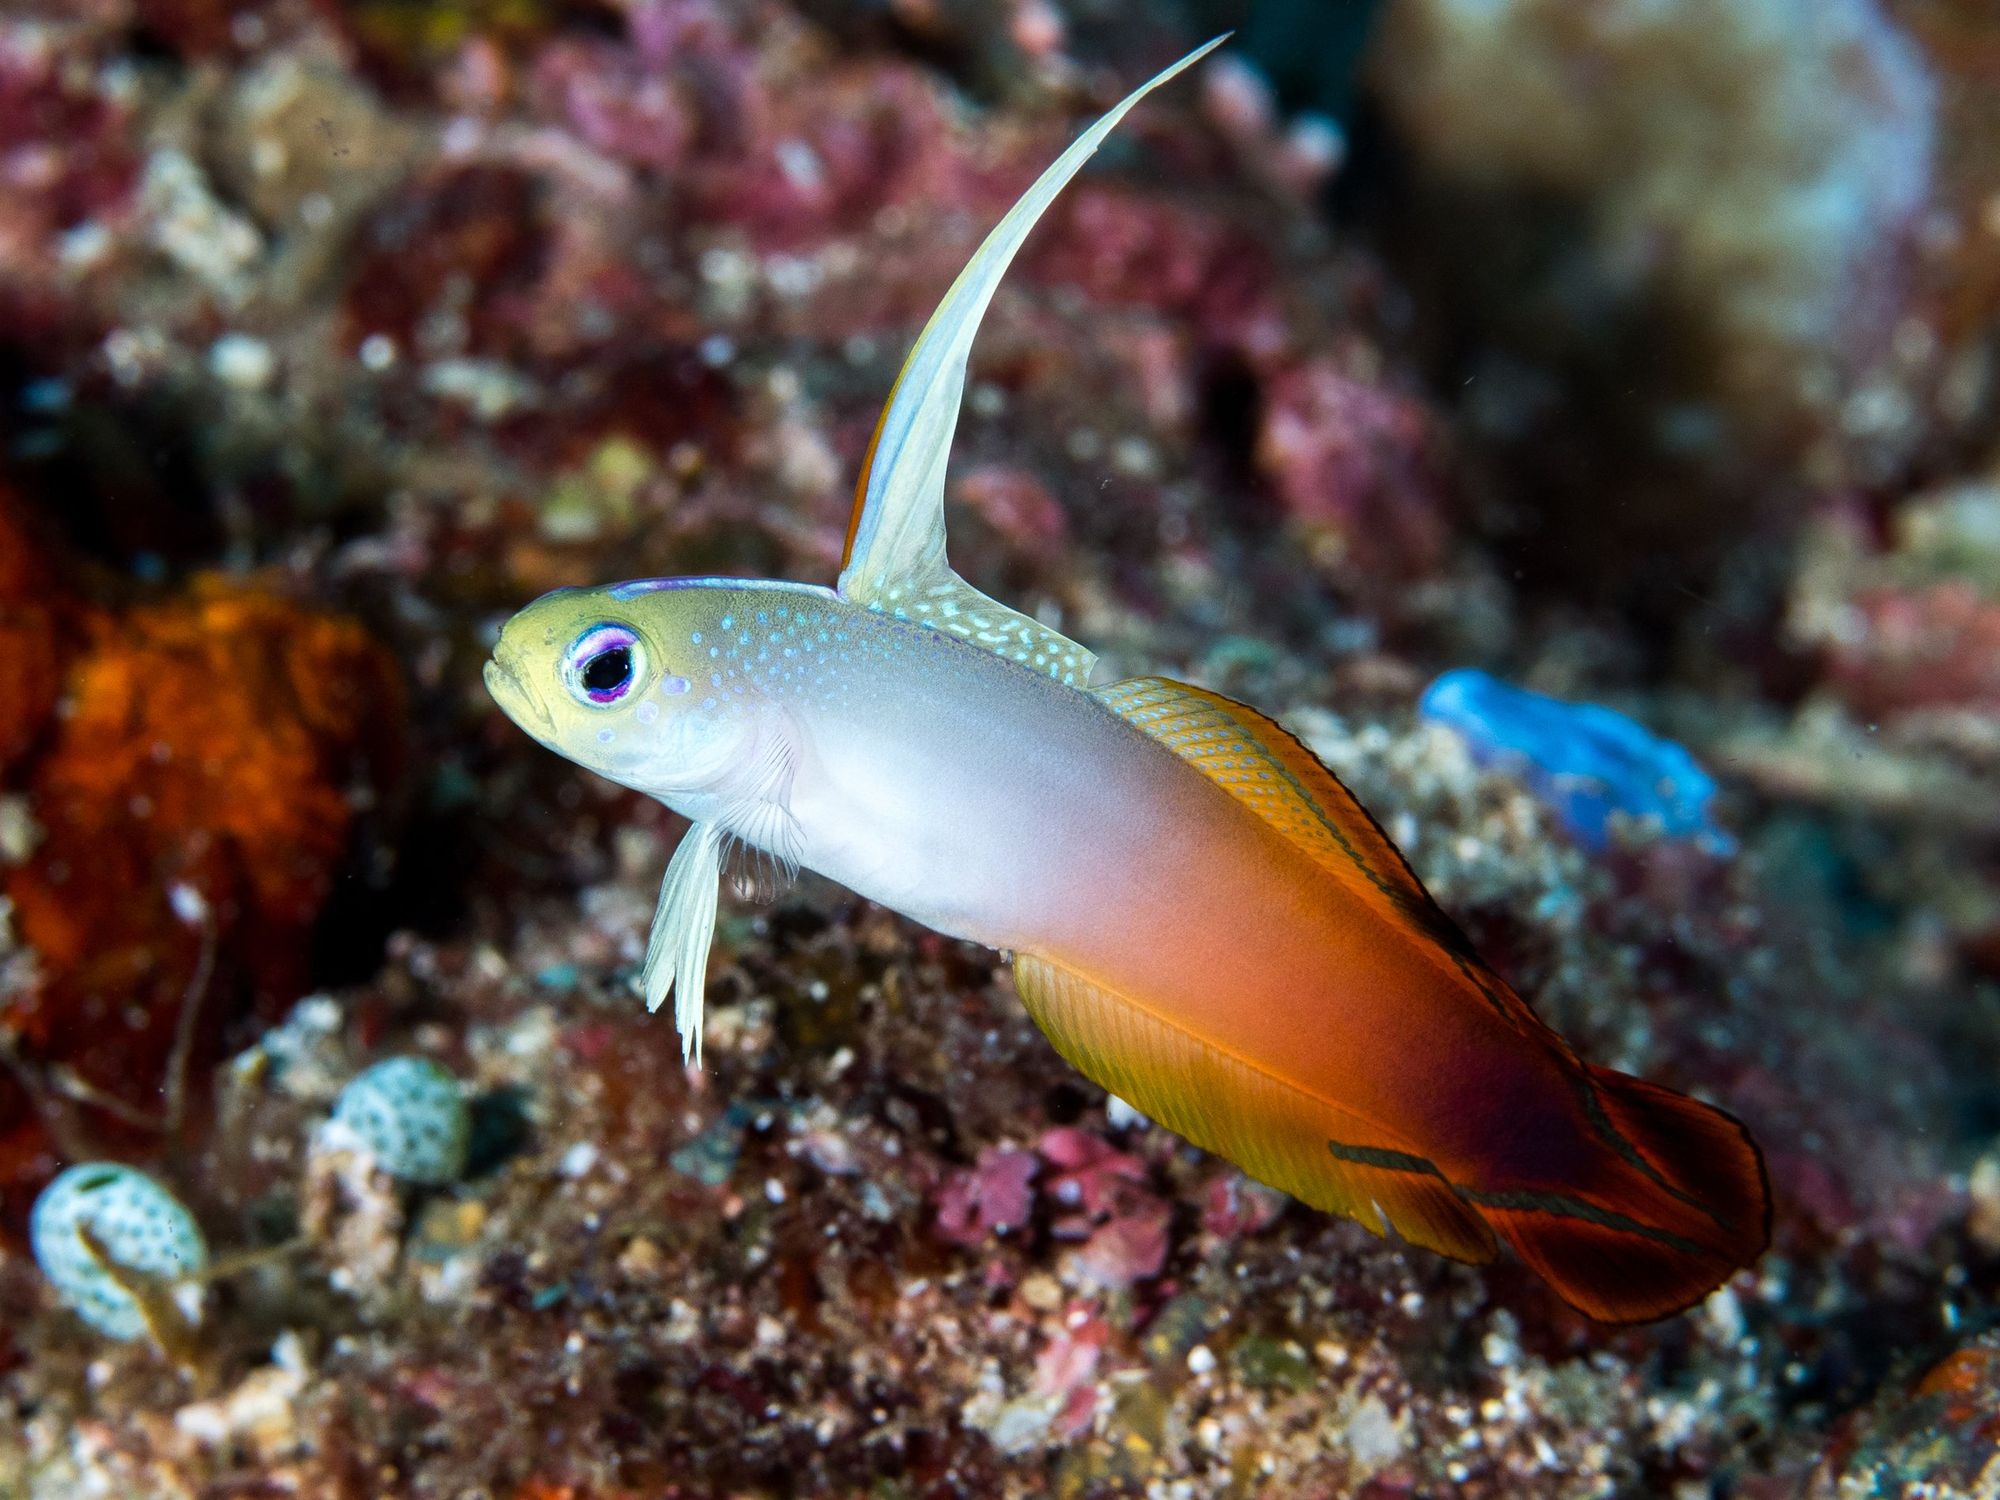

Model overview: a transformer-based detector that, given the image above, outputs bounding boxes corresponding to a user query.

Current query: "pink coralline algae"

[1824,581,2000,718]
[1038,1126,1147,1218]
[341,163,550,362]
[528,41,698,177]
[1257,357,1450,576]
[934,1144,1039,1244]
[1201,1171,1284,1240]
[933,1128,1175,1289]
[1039,1126,1172,1289]
[1032,185,1290,365]
[0,29,136,278]
[1068,1204,1171,1290]
[1031,1307,1114,1440]
[528,3,959,247]
[952,465,1071,555]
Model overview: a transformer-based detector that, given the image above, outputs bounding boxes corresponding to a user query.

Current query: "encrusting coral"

[0,486,403,1232]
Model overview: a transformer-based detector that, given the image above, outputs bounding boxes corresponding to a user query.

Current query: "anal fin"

[1013,952,1495,1264]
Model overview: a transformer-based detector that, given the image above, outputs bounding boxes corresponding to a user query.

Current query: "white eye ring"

[561,624,647,707]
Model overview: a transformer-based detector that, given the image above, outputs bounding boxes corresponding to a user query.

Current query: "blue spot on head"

[1418,669,1729,853]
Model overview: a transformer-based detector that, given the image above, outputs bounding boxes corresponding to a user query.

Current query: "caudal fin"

[1478,1065,1771,1323]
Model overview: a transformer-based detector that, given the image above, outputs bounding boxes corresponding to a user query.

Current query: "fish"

[484,37,1770,1323]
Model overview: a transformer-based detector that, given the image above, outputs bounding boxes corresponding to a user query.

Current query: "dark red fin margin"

[1483,1065,1771,1323]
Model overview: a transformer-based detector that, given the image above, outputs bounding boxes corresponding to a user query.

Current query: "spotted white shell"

[330,1056,472,1185]
[31,1163,208,1341]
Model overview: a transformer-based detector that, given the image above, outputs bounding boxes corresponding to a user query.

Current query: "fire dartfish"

[485,39,1768,1322]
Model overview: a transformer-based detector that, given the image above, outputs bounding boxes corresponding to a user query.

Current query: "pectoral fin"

[837,38,1229,683]
[642,822,725,1066]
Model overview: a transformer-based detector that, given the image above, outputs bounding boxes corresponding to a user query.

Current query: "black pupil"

[582,646,632,694]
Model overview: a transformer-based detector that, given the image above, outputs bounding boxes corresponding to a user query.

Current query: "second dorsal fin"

[860,570,1096,685]
[1092,677,1486,960]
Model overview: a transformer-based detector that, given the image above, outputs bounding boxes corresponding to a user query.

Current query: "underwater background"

[0,0,1996,1493]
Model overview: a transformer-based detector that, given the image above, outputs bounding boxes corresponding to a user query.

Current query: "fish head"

[485,579,779,799]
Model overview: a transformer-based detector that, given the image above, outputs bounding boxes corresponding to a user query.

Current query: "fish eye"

[561,624,646,707]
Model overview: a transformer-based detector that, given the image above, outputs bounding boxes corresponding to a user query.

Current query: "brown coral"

[0,493,70,775]
[0,490,402,1231]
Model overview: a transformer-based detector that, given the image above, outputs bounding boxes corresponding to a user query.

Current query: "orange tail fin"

[1473,1065,1771,1323]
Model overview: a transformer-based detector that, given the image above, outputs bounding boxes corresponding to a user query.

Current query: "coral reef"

[0,0,1991,1494]
[1365,0,2000,615]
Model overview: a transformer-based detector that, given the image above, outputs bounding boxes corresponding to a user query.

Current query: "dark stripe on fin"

[1569,1068,1732,1231]
[1326,1139,1450,1179]
[1456,1187,1714,1259]
[1331,1138,1721,1261]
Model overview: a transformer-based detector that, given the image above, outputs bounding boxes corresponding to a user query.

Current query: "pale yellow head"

[483,580,780,800]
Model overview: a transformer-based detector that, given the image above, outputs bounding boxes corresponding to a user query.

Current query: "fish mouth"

[483,656,558,743]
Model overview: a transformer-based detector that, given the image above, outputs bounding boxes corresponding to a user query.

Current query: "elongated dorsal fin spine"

[837,38,1229,683]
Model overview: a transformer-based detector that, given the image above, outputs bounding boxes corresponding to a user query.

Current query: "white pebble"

[168,881,210,927]
[208,333,275,391]
[358,333,397,372]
